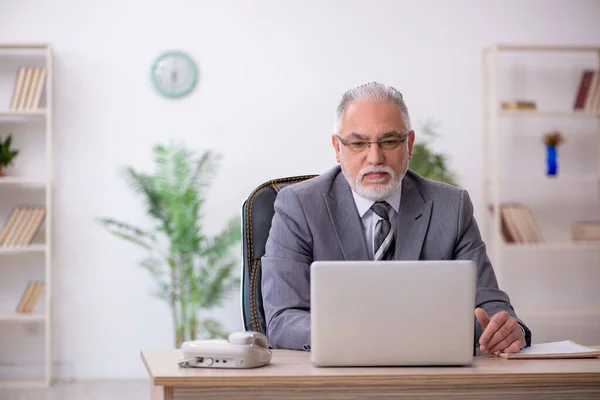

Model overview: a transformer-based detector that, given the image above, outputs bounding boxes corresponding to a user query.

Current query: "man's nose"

[366,142,384,164]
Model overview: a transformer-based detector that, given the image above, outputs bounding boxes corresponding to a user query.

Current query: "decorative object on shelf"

[150,50,198,98]
[0,134,19,177]
[409,119,459,186]
[572,220,600,241]
[97,142,241,348]
[501,100,536,110]
[542,130,564,176]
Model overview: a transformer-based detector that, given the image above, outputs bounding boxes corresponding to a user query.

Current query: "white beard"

[341,158,407,201]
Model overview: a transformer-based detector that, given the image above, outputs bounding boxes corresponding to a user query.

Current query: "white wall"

[0,0,599,380]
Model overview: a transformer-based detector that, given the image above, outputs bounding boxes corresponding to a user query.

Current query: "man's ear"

[332,135,341,163]
[407,131,415,160]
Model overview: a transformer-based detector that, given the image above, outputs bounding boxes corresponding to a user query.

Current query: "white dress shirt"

[351,181,402,258]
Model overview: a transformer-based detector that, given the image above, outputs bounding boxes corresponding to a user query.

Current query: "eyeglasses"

[335,133,409,153]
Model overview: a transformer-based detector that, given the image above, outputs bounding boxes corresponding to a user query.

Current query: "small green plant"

[97,141,241,348]
[0,134,19,177]
[410,120,458,186]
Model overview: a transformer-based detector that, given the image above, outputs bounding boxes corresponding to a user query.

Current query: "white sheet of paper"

[506,340,597,356]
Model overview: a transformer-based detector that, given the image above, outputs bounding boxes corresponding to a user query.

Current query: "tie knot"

[371,201,390,220]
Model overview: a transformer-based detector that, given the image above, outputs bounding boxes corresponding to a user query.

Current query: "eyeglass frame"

[335,131,411,153]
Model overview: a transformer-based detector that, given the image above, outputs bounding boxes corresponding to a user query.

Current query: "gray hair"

[333,82,412,135]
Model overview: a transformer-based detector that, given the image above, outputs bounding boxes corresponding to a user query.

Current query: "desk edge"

[154,372,600,387]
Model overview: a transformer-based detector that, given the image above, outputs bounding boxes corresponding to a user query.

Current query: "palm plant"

[0,134,19,177]
[97,142,241,348]
[410,120,459,186]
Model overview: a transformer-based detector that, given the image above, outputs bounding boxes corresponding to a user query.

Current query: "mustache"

[357,165,395,181]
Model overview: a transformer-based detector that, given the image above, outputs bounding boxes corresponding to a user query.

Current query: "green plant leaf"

[97,141,241,347]
[0,134,19,167]
[409,121,458,186]
[96,217,157,250]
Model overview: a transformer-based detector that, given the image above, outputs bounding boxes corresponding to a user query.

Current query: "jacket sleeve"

[261,187,313,350]
[454,190,532,348]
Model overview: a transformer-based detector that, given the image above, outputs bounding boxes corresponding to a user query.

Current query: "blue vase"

[546,145,558,176]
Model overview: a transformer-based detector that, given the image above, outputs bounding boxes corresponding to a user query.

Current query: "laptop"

[310,260,476,367]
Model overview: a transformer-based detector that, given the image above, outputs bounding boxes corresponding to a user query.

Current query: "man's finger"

[488,327,521,354]
[478,310,508,348]
[475,308,490,330]
[484,315,515,351]
[500,338,524,354]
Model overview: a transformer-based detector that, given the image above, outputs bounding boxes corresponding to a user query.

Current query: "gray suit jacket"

[261,165,531,350]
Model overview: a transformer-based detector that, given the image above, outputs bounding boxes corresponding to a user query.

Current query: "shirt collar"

[351,179,402,218]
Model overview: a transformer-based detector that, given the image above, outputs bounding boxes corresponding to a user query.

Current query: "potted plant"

[97,141,241,348]
[409,120,458,186]
[0,134,19,177]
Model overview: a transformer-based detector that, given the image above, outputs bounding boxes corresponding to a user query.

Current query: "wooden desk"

[141,349,600,399]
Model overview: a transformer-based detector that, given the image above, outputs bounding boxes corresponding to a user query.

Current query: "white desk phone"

[178,331,272,369]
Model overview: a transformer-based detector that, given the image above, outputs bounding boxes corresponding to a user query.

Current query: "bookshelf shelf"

[502,241,600,251]
[0,244,46,255]
[0,43,50,50]
[497,110,600,118]
[0,312,45,322]
[0,177,47,187]
[0,43,53,387]
[486,176,599,184]
[0,380,48,389]
[481,43,600,347]
[518,306,600,315]
[484,44,600,53]
[0,110,46,118]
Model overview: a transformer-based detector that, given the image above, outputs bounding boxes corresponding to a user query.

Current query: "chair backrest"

[241,174,318,334]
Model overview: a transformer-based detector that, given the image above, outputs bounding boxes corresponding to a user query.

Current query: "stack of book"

[8,66,47,111]
[497,203,544,244]
[0,206,46,248]
[572,221,600,241]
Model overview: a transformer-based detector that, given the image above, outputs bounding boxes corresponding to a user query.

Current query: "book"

[497,340,600,359]
[16,281,45,313]
[573,70,595,109]
[501,100,536,110]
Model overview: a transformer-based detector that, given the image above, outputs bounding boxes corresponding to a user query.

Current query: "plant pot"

[546,145,558,176]
[0,166,4,177]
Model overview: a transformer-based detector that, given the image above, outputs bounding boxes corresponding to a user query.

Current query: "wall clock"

[151,50,198,98]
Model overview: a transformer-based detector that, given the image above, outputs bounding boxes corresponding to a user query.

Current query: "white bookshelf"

[0,43,52,388]
[481,44,600,346]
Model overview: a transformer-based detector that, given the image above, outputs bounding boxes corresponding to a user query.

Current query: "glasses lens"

[380,140,401,150]
[347,141,368,152]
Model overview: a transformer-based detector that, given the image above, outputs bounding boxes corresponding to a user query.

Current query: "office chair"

[241,174,317,334]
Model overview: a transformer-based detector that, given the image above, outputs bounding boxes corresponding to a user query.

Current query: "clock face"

[151,51,198,98]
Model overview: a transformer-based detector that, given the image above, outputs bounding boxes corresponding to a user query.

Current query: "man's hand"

[475,308,525,354]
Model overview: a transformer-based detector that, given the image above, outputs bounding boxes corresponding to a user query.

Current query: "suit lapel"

[394,175,432,260]
[324,173,370,261]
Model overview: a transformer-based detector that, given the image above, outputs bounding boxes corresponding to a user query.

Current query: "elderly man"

[261,82,531,354]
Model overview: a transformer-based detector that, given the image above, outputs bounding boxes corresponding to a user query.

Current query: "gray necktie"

[371,201,395,260]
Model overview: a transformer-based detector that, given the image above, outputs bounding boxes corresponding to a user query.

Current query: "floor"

[0,380,149,400]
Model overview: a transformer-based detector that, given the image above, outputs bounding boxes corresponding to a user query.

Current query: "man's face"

[332,100,415,200]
